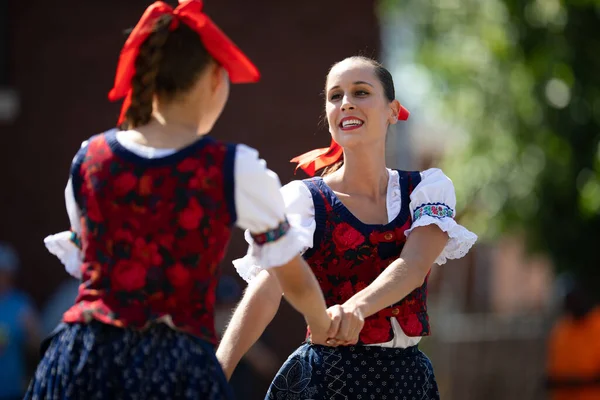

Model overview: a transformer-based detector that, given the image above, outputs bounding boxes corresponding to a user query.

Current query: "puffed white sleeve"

[233,145,316,283]
[404,168,478,265]
[44,141,89,279]
[43,178,84,279]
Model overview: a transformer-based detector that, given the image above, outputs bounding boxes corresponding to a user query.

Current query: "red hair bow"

[109,0,260,126]
[290,105,410,176]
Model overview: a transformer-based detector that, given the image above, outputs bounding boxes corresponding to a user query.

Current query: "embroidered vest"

[62,130,237,345]
[303,171,430,345]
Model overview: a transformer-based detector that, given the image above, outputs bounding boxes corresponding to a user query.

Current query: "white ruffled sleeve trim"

[404,168,477,265]
[233,224,312,284]
[405,216,477,265]
[233,180,316,284]
[44,231,83,279]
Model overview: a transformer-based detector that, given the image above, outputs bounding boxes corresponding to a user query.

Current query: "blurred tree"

[380,0,600,293]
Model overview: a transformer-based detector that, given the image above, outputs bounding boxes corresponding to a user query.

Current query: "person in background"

[546,276,600,400]
[0,242,41,400]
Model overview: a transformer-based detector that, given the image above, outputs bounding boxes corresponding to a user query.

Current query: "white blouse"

[233,168,478,348]
[44,131,306,279]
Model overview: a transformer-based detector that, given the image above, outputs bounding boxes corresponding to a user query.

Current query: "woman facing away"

[29,2,354,399]
[217,56,478,400]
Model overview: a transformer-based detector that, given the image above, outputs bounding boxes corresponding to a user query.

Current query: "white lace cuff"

[404,216,477,265]
[44,231,83,279]
[233,225,310,283]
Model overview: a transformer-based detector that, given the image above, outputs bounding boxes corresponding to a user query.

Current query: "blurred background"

[1,0,599,399]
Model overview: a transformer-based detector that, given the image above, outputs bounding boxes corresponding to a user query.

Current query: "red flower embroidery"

[111,260,147,291]
[157,233,175,250]
[178,198,205,230]
[369,231,379,244]
[114,172,138,196]
[132,238,162,266]
[313,264,325,275]
[177,158,201,172]
[354,281,367,293]
[399,313,425,336]
[338,281,355,301]
[138,175,153,196]
[85,194,103,222]
[189,176,203,190]
[166,263,191,288]
[332,223,364,252]
[114,228,135,243]
[205,165,221,182]
[395,225,409,239]
[360,318,391,344]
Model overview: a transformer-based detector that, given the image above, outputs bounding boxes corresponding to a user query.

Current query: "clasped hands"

[310,303,365,347]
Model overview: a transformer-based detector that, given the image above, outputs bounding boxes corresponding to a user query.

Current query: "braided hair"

[121,14,212,130]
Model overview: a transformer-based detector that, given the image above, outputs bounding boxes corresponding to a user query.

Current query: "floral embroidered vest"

[62,130,237,345]
[303,171,430,345]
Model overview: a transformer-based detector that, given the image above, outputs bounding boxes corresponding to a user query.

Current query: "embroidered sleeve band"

[413,203,454,221]
[70,230,82,250]
[251,220,291,245]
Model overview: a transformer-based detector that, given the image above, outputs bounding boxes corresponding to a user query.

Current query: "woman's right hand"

[322,304,364,346]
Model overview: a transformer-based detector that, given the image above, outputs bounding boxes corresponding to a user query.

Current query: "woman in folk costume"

[29,2,344,399]
[217,56,478,400]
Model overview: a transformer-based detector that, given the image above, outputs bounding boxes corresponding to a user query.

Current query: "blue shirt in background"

[0,290,34,398]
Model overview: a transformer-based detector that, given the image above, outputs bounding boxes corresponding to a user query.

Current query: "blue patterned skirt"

[24,322,234,400]
[266,343,440,400]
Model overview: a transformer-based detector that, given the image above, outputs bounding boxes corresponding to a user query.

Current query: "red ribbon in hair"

[290,138,344,177]
[109,0,260,126]
[290,105,411,176]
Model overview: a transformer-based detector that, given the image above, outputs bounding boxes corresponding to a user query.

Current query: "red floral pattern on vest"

[303,171,430,345]
[63,131,236,345]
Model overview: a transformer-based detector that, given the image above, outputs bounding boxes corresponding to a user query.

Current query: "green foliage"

[381,0,600,288]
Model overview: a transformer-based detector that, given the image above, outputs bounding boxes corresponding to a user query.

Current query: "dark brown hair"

[321,56,396,176]
[121,15,213,130]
